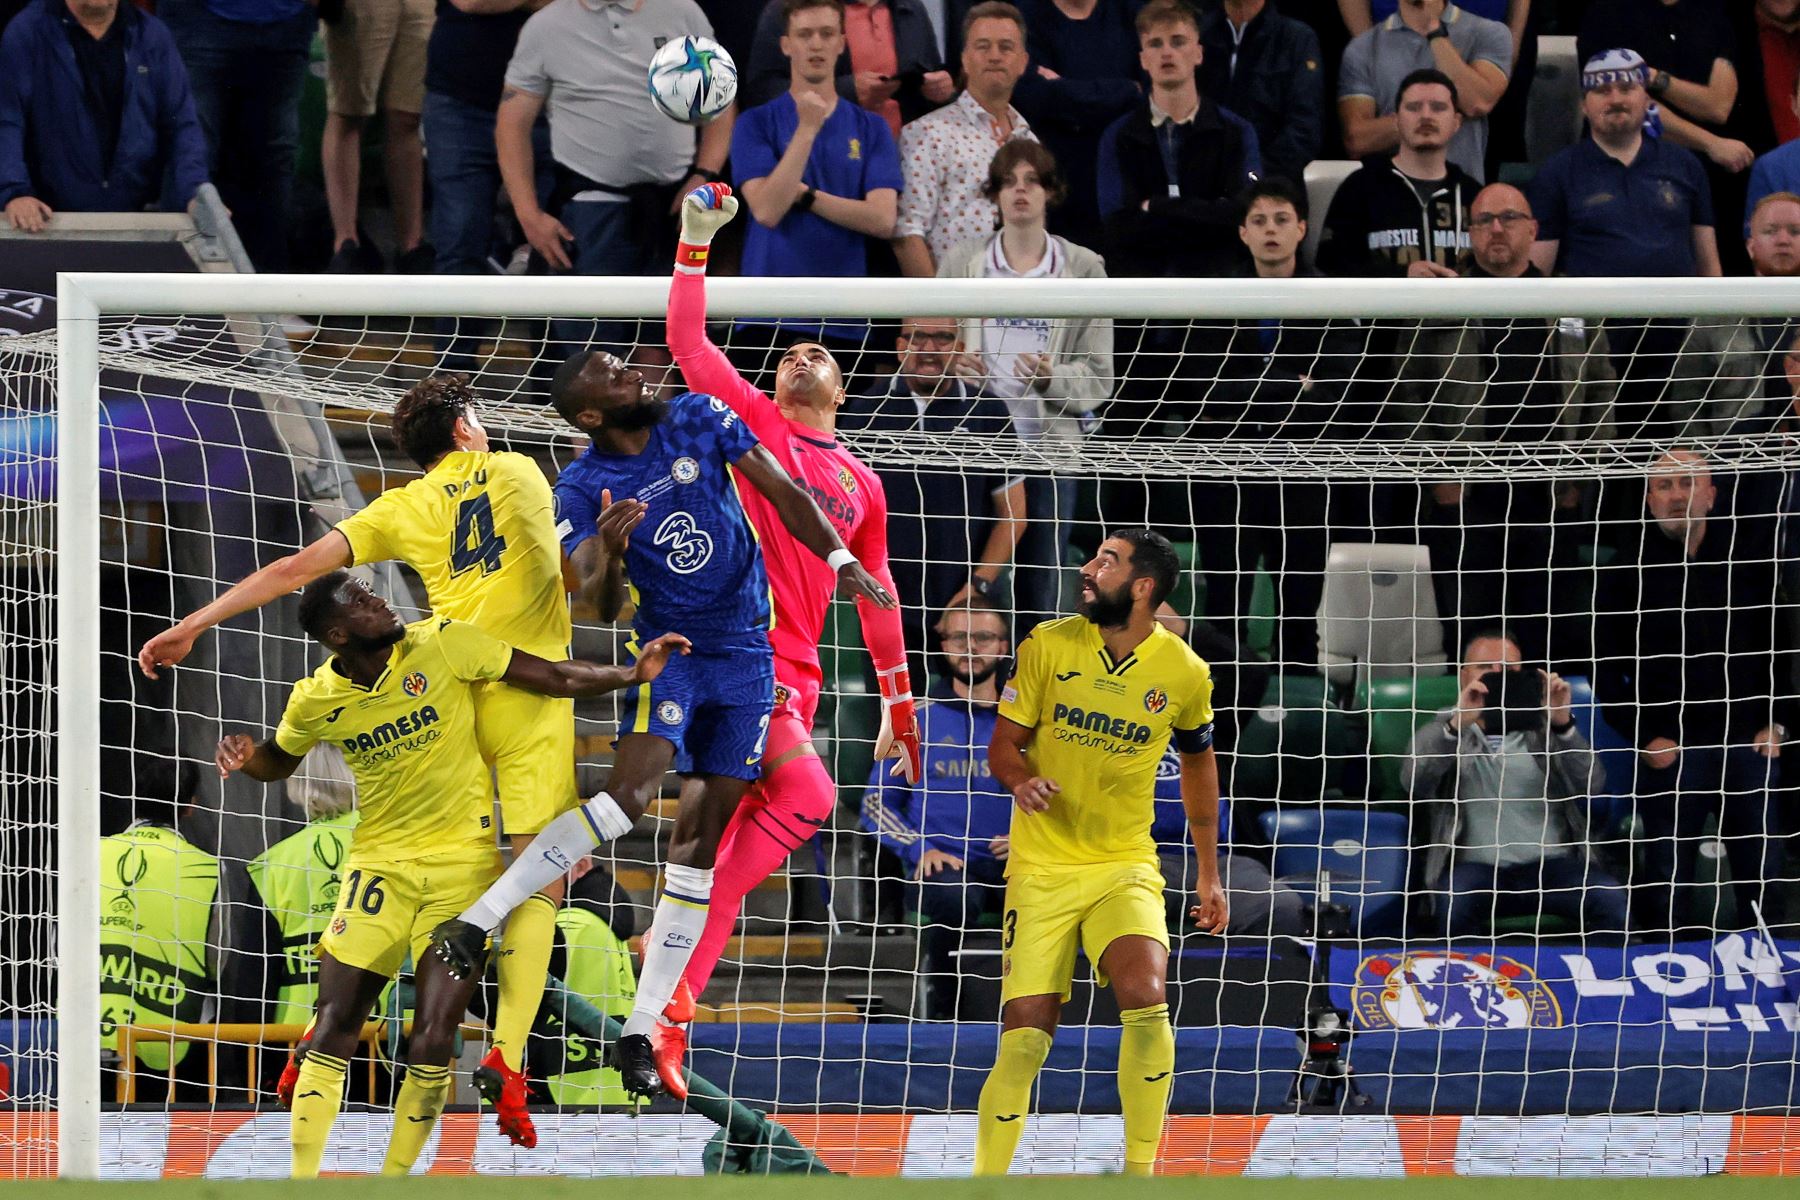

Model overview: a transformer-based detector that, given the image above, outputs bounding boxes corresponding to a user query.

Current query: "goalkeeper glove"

[874,663,922,785]
[676,183,738,271]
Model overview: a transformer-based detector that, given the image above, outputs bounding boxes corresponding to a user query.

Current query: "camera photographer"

[1404,629,1628,939]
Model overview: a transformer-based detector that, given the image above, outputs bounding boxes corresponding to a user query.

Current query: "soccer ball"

[647,36,737,125]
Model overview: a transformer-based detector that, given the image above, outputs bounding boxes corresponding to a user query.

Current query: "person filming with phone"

[1404,628,1629,940]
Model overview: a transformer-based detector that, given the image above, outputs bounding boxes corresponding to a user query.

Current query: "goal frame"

[51,270,1800,1178]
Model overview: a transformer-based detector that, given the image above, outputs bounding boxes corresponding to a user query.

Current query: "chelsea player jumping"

[432,350,894,1097]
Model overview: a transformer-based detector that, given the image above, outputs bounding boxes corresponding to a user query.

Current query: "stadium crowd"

[35,0,1800,1073]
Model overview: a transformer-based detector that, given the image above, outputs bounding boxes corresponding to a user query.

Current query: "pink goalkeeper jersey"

[667,269,906,682]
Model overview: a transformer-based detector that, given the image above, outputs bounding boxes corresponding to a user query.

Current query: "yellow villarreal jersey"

[337,450,571,659]
[997,616,1213,871]
[273,619,513,860]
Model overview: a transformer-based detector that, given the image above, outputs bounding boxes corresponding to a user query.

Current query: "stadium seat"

[1259,808,1410,937]
[1302,160,1358,269]
[1563,674,1635,836]
[1527,36,1583,165]
[1360,674,1461,803]
[1234,676,1362,803]
[1317,543,1447,695]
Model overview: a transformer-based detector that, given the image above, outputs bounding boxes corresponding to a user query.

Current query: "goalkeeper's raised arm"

[666,183,769,420]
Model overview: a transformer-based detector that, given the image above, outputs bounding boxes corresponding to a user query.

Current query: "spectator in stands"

[860,599,1015,1019]
[1404,629,1628,938]
[1199,0,1324,185]
[99,758,223,1084]
[1754,0,1800,148]
[245,746,358,1033]
[1746,74,1800,233]
[894,0,1035,276]
[1338,0,1510,184]
[731,0,904,375]
[1580,1,1755,178]
[1007,0,1144,248]
[501,0,730,358]
[1596,450,1794,933]
[1318,68,1476,276]
[1397,183,1619,441]
[157,0,315,272]
[1750,190,1800,277]
[1181,176,1358,668]
[745,0,952,138]
[0,0,210,231]
[1340,0,1530,176]
[1398,183,1618,659]
[319,0,435,273]
[1530,51,1723,439]
[1096,0,1261,279]
[840,316,1029,680]
[423,0,544,372]
[1581,1,1756,272]
[938,140,1111,633]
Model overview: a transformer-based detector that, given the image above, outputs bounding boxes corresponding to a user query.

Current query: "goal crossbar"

[49,270,1800,1179]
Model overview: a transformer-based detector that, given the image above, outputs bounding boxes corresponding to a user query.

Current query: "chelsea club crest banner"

[1329,934,1800,1034]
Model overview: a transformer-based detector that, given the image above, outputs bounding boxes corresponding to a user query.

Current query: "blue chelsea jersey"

[554,393,772,646]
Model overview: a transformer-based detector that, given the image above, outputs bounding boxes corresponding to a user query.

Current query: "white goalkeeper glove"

[680,183,738,246]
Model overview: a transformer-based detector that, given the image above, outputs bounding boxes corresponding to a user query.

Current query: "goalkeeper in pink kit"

[650,182,921,1092]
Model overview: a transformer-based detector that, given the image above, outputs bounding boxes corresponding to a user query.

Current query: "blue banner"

[1330,935,1800,1034]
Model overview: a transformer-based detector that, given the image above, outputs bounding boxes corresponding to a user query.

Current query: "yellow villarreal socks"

[1117,1003,1174,1175]
[289,1050,349,1178]
[383,1063,452,1176]
[973,1026,1052,1176]
[493,892,560,1072]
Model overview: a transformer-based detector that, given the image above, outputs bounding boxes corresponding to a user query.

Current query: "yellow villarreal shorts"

[318,844,502,978]
[473,679,577,837]
[1000,860,1169,1003]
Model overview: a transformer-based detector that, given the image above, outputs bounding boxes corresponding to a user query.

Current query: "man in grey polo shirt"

[1339,0,1510,183]
[499,0,733,356]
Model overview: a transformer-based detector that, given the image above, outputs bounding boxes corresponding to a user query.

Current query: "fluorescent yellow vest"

[545,906,637,1106]
[246,811,360,1028]
[98,825,219,1071]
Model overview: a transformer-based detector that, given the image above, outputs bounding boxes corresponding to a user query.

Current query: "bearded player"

[138,378,580,1148]
[976,529,1228,1177]
[650,182,920,1093]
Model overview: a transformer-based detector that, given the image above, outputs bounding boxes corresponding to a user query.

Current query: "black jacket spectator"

[1198,0,1324,185]
[1010,0,1144,247]
[1595,498,1794,754]
[1096,100,1262,277]
[1316,155,1476,276]
[744,0,945,125]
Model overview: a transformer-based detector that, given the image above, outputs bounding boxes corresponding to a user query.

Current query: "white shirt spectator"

[896,90,1036,265]
[978,232,1061,423]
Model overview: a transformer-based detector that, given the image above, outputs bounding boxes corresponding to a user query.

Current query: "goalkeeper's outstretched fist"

[676,182,737,273]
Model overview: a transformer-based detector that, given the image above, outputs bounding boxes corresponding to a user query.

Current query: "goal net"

[15,273,1800,1179]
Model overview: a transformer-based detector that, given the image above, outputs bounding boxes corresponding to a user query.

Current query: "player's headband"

[1582,48,1647,92]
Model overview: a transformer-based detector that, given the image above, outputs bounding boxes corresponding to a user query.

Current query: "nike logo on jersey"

[1056,671,1082,681]
[1143,1072,1170,1082]
[996,1114,1021,1123]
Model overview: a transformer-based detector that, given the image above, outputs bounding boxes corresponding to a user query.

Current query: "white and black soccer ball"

[646,35,737,125]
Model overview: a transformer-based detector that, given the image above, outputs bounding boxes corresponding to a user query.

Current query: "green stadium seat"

[1234,680,1362,803]
[828,691,881,805]
[1363,674,1462,802]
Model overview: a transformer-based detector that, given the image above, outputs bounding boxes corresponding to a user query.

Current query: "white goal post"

[48,271,1800,1180]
